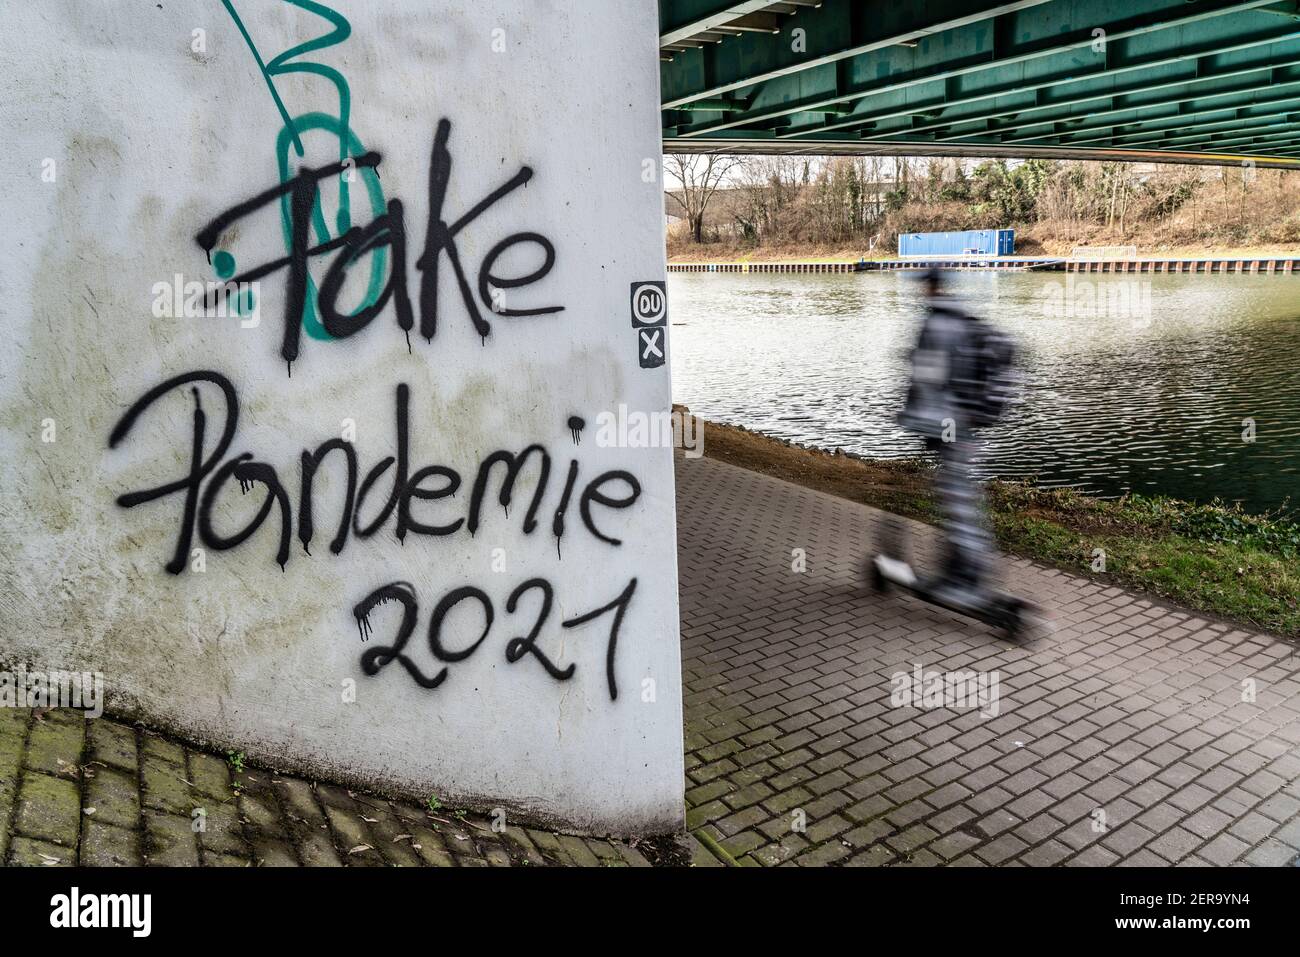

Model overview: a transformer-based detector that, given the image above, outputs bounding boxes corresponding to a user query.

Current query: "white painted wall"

[0,0,683,834]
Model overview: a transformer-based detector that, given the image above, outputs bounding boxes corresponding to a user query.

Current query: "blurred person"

[873,269,1030,636]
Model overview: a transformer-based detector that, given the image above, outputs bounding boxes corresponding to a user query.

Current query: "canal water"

[668,270,1300,517]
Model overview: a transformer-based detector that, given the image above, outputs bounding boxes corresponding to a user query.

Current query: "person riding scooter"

[872,269,1030,637]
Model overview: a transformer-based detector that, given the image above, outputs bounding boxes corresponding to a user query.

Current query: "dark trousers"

[935,438,993,589]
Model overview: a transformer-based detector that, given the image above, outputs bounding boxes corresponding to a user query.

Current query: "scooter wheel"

[868,557,888,593]
[998,599,1026,641]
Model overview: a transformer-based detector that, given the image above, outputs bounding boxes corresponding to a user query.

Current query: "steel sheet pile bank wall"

[0,0,683,834]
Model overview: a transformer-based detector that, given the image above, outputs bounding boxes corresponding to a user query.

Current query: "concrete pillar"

[0,0,684,835]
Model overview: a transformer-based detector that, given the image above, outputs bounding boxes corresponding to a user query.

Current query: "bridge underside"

[659,0,1300,168]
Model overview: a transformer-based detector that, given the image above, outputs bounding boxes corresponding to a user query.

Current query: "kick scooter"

[867,519,1039,641]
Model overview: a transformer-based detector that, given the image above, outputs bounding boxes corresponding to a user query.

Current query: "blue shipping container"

[898,229,1014,257]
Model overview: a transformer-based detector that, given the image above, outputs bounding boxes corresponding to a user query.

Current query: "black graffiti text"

[354,577,637,701]
[108,370,641,574]
[195,119,563,368]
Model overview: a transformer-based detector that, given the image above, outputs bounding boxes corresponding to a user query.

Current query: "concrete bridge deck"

[3,456,1299,867]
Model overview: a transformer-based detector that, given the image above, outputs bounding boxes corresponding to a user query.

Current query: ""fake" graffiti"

[197,119,562,371]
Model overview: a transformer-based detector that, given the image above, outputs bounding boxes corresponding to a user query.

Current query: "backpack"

[964,321,1019,428]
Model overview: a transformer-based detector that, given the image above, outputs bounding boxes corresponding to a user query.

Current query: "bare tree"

[731,155,801,243]
[664,153,742,244]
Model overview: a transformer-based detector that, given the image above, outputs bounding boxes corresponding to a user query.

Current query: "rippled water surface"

[669,270,1300,516]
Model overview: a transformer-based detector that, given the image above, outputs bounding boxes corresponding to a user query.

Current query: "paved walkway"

[676,455,1300,866]
[0,705,692,867]
[3,455,1298,867]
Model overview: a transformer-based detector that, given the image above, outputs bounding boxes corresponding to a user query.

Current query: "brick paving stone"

[931,830,983,861]
[1068,845,1121,867]
[685,800,728,831]
[846,844,897,866]
[686,780,732,806]
[1147,826,1204,863]
[1256,791,1300,823]
[843,817,894,847]
[763,786,813,815]
[324,805,384,867]
[796,840,852,866]
[556,834,602,867]
[15,772,81,847]
[315,783,356,810]
[9,836,75,867]
[1020,839,1073,867]
[143,810,199,867]
[523,828,569,864]
[1243,838,1297,867]
[803,813,851,844]
[140,756,196,816]
[238,788,288,838]
[974,833,1028,865]
[0,708,29,760]
[85,719,137,773]
[141,733,186,767]
[366,805,426,868]
[250,838,300,867]
[1119,849,1172,867]
[684,833,723,866]
[83,766,140,830]
[719,830,766,858]
[1273,816,1300,850]
[723,781,775,810]
[296,827,345,867]
[1100,822,1156,857]
[1197,833,1251,867]
[750,834,811,866]
[613,842,654,867]
[1182,806,1235,841]
[716,804,769,836]
[187,751,232,799]
[197,798,249,859]
[276,778,327,825]
[80,821,140,867]
[24,713,85,777]
[496,827,545,866]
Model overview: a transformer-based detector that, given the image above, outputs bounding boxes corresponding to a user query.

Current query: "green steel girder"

[1003,116,1300,151]
[665,0,1286,136]
[659,0,1300,166]
[1157,121,1300,148]
[660,0,1053,107]
[923,76,1300,146]
[933,62,1300,144]
[660,1,778,47]
[859,40,1300,143]
[1178,131,1300,154]
[1043,96,1300,146]
[666,136,1300,167]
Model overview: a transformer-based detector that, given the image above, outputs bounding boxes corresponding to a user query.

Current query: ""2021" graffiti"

[355,577,637,701]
